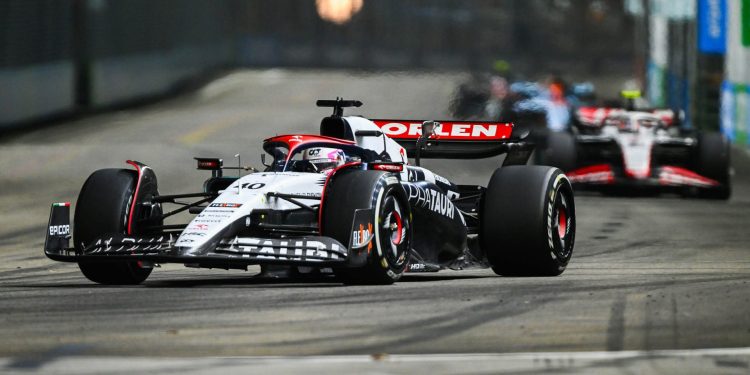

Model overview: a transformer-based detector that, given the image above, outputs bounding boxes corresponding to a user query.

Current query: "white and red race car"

[543,107,731,199]
[44,99,576,285]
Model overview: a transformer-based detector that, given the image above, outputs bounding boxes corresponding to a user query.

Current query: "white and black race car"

[543,107,731,199]
[45,99,576,285]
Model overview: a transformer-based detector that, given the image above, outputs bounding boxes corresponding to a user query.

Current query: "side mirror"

[511,127,531,140]
[261,154,270,167]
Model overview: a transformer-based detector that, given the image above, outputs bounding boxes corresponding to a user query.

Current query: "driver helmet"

[303,147,346,173]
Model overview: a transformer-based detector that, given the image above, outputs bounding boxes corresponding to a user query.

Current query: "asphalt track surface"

[1,70,749,374]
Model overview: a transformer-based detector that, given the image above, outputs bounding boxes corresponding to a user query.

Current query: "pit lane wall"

[0,45,232,127]
[2,1,637,133]
[0,1,234,131]
[0,2,75,128]
[720,0,750,149]
[0,61,75,127]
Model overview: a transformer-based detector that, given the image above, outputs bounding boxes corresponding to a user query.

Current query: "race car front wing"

[44,203,349,268]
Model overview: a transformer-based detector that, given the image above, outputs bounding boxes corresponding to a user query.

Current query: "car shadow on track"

[1,269,491,289]
[140,272,488,288]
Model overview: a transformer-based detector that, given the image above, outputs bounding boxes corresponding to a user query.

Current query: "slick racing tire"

[74,169,158,285]
[541,131,577,173]
[322,170,411,285]
[480,166,575,276]
[696,132,731,200]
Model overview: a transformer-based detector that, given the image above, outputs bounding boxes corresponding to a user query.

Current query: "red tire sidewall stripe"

[125,160,143,235]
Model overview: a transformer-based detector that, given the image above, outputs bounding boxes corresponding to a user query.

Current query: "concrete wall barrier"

[0,62,74,128]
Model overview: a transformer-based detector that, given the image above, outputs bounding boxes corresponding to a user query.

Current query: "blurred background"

[0,0,747,150]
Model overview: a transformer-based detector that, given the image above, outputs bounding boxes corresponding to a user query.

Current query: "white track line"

[214,347,750,363]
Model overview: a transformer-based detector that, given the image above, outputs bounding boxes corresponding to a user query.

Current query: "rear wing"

[371,120,532,162]
[575,107,626,127]
[575,107,680,127]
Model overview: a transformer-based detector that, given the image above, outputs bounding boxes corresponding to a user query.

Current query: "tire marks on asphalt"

[606,296,626,351]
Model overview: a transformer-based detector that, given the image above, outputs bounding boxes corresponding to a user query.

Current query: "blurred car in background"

[541,107,731,199]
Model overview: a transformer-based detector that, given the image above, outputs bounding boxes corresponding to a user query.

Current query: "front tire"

[695,132,731,200]
[480,166,575,276]
[74,169,155,285]
[322,170,411,285]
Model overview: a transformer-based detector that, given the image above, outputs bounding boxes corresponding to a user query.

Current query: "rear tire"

[541,131,577,172]
[74,169,155,285]
[695,132,731,200]
[322,170,411,285]
[480,166,575,276]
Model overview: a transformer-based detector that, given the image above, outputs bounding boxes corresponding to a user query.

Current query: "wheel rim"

[551,188,574,260]
[557,208,567,238]
[390,210,403,245]
[379,194,409,267]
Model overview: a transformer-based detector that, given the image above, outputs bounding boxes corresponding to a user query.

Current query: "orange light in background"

[316,0,364,25]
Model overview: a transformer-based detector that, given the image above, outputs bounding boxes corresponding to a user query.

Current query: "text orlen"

[374,121,512,140]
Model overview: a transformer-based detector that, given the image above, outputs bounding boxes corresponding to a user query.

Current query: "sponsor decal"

[698,0,726,54]
[226,237,343,260]
[349,209,375,253]
[181,232,207,237]
[193,218,223,223]
[404,184,456,219]
[372,163,403,172]
[409,263,426,271]
[197,212,233,219]
[49,224,70,236]
[290,192,323,198]
[191,224,209,231]
[351,223,374,250]
[372,120,512,140]
[209,203,242,208]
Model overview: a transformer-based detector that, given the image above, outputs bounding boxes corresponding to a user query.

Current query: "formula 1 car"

[542,107,731,199]
[44,99,576,285]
